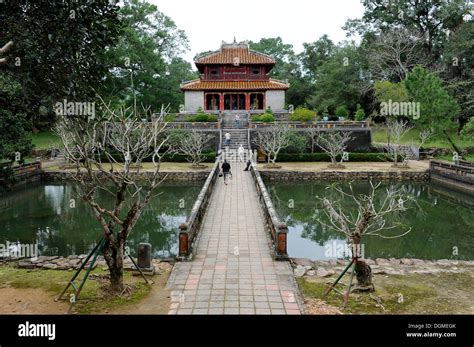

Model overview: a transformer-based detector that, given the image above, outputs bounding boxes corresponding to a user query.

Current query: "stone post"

[137,243,153,272]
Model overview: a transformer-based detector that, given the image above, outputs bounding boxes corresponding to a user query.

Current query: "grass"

[372,127,473,150]
[298,271,474,314]
[0,265,152,314]
[434,154,474,163]
[31,131,61,150]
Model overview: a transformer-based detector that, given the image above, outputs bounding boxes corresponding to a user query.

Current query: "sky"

[150,0,365,64]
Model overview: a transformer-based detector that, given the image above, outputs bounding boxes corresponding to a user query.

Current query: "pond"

[265,181,474,261]
[0,182,202,259]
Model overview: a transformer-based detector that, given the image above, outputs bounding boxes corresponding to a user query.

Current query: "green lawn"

[31,131,61,150]
[434,153,474,163]
[372,127,473,150]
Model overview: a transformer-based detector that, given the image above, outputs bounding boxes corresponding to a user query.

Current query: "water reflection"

[266,181,474,261]
[0,182,202,259]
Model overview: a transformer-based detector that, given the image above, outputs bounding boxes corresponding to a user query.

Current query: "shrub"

[252,113,275,122]
[284,133,309,153]
[335,106,349,119]
[207,115,218,122]
[328,115,339,122]
[194,114,209,122]
[355,104,366,121]
[164,114,176,122]
[266,106,274,115]
[289,107,315,122]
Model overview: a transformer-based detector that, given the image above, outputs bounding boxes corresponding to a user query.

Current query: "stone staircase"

[220,112,251,162]
[221,112,249,150]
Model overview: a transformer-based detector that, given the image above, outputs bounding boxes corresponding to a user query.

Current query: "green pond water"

[265,181,474,261]
[0,183,202,259]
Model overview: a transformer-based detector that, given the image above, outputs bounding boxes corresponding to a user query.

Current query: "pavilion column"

[263,92,266,111]
[219,93,224,111]
[245,93,250,111]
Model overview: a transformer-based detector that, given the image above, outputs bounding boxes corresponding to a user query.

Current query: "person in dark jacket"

[221,160,231,185]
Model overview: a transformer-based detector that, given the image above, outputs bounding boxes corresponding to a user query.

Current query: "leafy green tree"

[442,20,474,127]
[374,80,409,103]
[0,74,32,162]
[249,37,312,108]
[0,0,121,129]
[100,0,195,112]
[307,43,369,114]
[404,66,460,151]
[351,0,470,58]
[300,35,335,83]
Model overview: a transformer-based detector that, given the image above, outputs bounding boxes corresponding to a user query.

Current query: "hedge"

[275,152,389,163]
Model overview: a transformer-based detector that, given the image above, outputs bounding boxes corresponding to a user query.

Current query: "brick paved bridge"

[166,162,304,315]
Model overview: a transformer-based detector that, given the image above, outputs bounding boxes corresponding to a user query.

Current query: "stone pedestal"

[136,243,155,275]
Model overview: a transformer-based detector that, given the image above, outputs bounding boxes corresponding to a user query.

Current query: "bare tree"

[56,100,170,293]
[252,125,292,168]
[418,128,434,151]
[307,127,320,153]
[316,131,353,168]
[0,41,13,65]
[384,119,413,167]
[174,129,213,168]
[369,28,429,81]
[319,182,412,291]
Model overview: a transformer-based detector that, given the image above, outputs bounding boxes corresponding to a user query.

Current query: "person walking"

[244,159,252,171]
[224,132,231,147]
[238,144,245,162]
[235,114,240,129]
[221,160,231,185]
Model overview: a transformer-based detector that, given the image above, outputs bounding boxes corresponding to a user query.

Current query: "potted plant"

[335,106,349,122]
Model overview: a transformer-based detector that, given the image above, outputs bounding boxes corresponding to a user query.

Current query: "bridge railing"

[250,165,288,260]
[178,162,220,259]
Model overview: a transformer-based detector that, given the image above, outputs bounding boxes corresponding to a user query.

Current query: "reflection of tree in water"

[266,181,474,260]
[0,182,202,258]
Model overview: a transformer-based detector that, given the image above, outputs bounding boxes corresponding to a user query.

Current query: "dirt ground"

[0,287,69,314]
[0,264,172,315]
[258,161,430,172]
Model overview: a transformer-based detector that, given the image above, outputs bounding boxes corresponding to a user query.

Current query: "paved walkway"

[166,162,304,315]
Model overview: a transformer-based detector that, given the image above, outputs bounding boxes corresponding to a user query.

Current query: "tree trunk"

[354,260,374,292]
[351,237,374,292]
[109,264,124,293]
[443,129,462,154]
[103,240,125,294]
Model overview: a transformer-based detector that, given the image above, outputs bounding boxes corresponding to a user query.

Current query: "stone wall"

[184,91,204,112]
[265,90,286,112]
[292,257,474,278]
[42,170,210,183]
[259,170,430,182]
